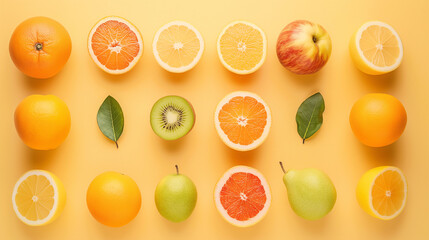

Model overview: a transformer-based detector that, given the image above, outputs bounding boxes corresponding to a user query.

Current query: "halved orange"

[356,166,407,220]
[214,91,271,151]
[88,16,143,74]
[214,166,271,227]
[217,21,267,74]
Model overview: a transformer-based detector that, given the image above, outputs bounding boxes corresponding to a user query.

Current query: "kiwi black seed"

[150,95,195,140]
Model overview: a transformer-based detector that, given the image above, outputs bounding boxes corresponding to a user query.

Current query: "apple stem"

[175,165,179,175]
[312,36,317,43]
[279,161,286,173]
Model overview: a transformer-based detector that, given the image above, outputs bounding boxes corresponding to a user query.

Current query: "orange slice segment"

[88,16,143,74]
[214,166,271,227]
[214,91,271,151]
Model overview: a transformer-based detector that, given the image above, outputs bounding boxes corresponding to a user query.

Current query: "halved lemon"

[88,16,144,74]
[217,21,267,74]
[152,21,204,73]
[12,170,66,226]
[349,21,403,75]
[356,166,407,220]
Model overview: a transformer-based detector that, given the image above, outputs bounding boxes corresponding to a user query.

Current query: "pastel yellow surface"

[1,0,428,239]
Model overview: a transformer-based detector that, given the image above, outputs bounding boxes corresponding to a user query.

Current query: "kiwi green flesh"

[150,96,195,140]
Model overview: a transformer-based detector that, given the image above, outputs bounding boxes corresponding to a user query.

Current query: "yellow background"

[1,0,428,239]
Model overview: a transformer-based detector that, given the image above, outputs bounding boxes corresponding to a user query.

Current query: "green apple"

[279,162,336,220]
[155,165,197,222]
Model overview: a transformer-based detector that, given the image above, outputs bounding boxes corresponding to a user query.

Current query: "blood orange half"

[214,91,271,151]
[214,166,271,227]
[88,16,143,74]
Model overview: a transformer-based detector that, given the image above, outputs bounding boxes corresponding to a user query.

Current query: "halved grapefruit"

[214,166,271,227]
[88,16,143,74]
[214,91,271,151]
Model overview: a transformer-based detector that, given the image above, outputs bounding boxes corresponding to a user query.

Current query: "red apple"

[276,20,332,75]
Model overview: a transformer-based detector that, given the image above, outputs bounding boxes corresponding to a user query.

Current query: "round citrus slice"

[214,91,271,151]
[12,170,66,226]
[217,21,267,74]
[88,16,143,74]
[214,166,271,227]
[153,21,204,73]
[356,166,407,220]
[349,21,403,75]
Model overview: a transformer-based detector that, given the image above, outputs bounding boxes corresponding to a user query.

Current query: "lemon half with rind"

[349,21,403,75]
[12,170,66,226]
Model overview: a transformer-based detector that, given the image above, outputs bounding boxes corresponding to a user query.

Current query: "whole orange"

[86,172,141,227]
[349,93,407,147]
[14,95,71,150]
[9,16,72,79]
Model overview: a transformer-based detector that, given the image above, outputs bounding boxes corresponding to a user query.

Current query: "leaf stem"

[175,165,179,175]
[115,141,119,148]
[302,138,306,144]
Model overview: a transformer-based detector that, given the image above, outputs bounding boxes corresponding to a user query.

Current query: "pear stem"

[279,161,286,173]
[175,165,179,175]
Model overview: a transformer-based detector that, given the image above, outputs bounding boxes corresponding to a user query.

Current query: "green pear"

[279,162,336,220]
[155,165,197,222]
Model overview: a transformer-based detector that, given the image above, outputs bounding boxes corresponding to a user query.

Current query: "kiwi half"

[150,96,195,140]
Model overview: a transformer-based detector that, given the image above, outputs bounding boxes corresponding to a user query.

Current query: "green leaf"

[97,96,124,148]
[296,92,325,144]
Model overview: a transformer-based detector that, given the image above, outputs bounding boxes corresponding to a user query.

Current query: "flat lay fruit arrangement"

[2,0,428,239]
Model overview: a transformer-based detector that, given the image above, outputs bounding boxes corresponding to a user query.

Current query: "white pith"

[12,170,59,226]
[217,21,267,75]
[88,16,144,74]
[152,21,204,73]
[355,21,403,73]
[214,91,271,151]
[214,166,271,227]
